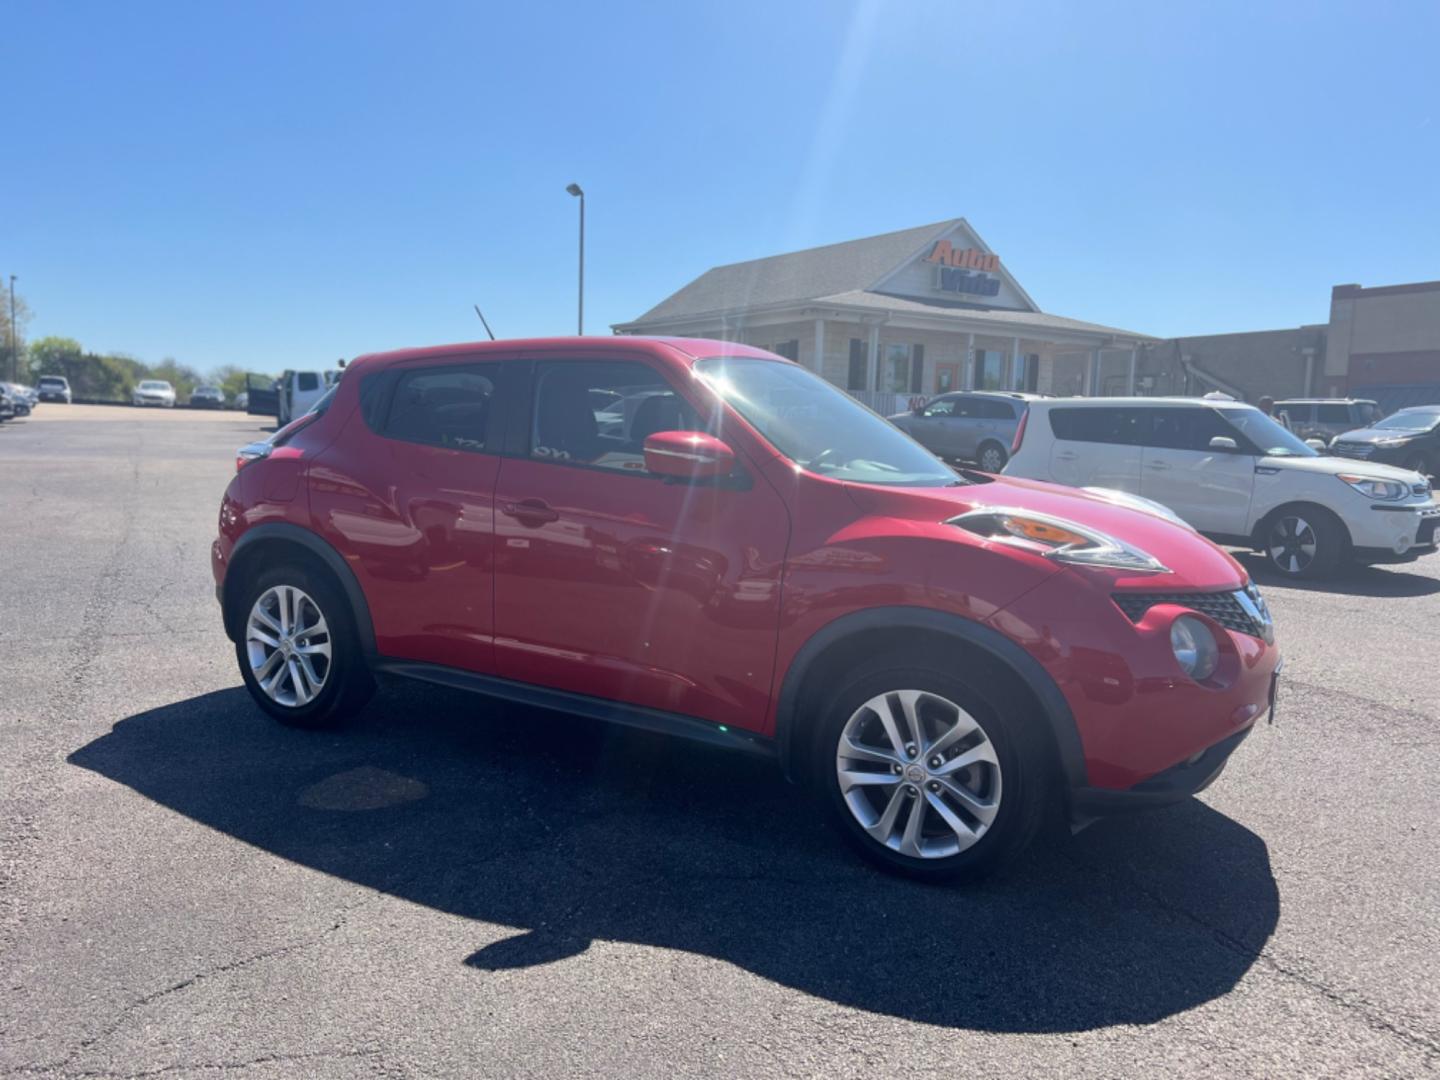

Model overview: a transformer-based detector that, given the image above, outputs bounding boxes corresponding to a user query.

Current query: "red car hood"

[844,474,1248,592]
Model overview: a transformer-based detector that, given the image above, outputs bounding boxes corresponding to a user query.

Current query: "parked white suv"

[1004,397,1440,578]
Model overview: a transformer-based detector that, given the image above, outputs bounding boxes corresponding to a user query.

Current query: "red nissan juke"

[213,337,1279,881]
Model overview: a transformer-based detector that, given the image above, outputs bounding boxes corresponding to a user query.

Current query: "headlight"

[1375,437,1410,447]
[1170,615,1219,680]
[1338,473,1408,501]
[949,508,1170,573]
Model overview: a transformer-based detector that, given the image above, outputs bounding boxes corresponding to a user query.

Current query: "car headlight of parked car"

[1170,614,1220,680]
[949,508,1170,573]
[1338,473,1409,501]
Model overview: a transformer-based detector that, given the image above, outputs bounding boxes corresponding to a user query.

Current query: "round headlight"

[1170,615,1219,681]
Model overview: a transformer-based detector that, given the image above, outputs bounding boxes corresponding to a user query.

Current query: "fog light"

[1170,615,1219,681]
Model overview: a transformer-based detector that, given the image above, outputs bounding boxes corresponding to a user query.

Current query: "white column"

[813,318,825,377]
[868,324,881,392]
[1127,347,1138,395]
[1085,349,1099,395]
[1011,336,1022,391]
[964,332,976,390]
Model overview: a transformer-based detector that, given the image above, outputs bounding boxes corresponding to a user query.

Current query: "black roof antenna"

[473,305,496,341]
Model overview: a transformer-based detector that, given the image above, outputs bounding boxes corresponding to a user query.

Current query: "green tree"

[0,276,30,383]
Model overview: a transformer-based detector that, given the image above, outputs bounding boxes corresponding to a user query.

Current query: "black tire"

[234,562,374,728]
[809,660,1048,883]
[1259,505,1347,580]
[976,441,1008,473]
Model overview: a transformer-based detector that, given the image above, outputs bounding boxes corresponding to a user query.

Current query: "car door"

[308,357,505,673]
[902,394,958,455]
[1141,406,1256,535]
[1047,406,1145,492]
[975,398,1018,458]
[491,354,790,731]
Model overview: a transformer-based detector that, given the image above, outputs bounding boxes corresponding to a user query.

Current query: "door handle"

[1056,451,1078,461]
[501,499,559,526]
[1146,461,1170,471]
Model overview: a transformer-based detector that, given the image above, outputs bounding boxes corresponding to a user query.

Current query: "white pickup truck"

[245,368,342,425]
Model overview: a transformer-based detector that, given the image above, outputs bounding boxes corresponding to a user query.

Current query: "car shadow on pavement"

[1235,551,1440,597]
[69,683,1279,1034]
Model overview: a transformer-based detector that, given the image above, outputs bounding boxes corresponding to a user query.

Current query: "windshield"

[139,381,170,391]
[1223,407,1318,457]
[1373,410,1440,432]
[39,377,64,386]
[693,356,960,487]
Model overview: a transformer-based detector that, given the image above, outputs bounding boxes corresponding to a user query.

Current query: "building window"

[881,344,911,393]
[847,339,866,390]
[771,340,799,362]
[976,350,1004,390]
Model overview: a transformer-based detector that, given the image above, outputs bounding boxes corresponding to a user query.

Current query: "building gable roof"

[627,219,963,325]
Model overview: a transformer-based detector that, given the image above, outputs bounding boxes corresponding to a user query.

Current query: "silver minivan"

[888,391,1032,472]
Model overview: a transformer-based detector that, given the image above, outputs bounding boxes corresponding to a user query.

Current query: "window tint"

[296,372,320,392]
[1277,403,1311,423]
[1147,407,1251,452]
[1049,407,1147,445]
[1316,403,1350,423]
[382,365,495,452]
[531,361,699,473]
[978,399,1016,420]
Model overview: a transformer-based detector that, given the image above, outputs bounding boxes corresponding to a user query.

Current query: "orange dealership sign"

[925,241,1000,272]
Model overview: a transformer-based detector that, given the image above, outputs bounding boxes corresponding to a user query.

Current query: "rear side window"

[530,360,699,474]
[1316,403,1350,424]
[1049,407,1146,445]
[382,365,495,452]
[296,372,320,392]
[978,399,1016,420]
[1147,407,1253,452]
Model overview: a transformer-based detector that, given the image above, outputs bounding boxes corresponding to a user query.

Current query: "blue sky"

[5,0,1438,374]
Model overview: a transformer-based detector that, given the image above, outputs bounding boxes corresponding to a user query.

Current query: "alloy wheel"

[979,446,1005,472]
[835,689,1002,859]
[1268,515,1317,574]
[245,585,332,707]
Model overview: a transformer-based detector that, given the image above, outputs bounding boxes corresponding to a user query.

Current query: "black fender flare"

[772,606,1087,790]
[222,523,377,657]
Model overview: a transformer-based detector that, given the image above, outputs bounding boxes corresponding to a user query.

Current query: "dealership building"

[613,218,1154,413]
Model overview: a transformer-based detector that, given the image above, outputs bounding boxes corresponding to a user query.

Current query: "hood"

[1260,454,1423,482]
[1333,426,1428,445]
[843,473,1246,591]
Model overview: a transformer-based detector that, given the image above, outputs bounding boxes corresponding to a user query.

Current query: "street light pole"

[566,183,585,335]
[7,276,16,383]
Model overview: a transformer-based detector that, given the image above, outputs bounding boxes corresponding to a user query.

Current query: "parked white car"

[1003,397,1440,579]
[132,380,177,408]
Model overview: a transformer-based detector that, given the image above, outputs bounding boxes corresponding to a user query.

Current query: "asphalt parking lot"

[1,406,1437,1078]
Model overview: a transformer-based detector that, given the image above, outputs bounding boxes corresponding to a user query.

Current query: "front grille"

[1332,441,1374,459]
[1113,589,1265,638]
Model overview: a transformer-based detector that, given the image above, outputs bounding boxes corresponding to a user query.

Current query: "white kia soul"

[1003,397,1440,579]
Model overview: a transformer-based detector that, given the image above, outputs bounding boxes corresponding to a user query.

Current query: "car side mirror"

[1305,437,1328,452]
[643,431,736,481]
[1208,436,1238,451]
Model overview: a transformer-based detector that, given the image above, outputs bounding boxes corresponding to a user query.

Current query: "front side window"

[1277,403,1311,423]
[382,365,495,452]
[1147,407,1253,452]
[1316,403,1350,424]
[296,372,320,392]
[530,361,699,474]
[921,396,957,417]
[694,356,959,488]
[1049,407,1147,445]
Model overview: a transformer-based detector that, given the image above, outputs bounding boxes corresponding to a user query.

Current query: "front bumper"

[1069,724,1254,819]
[1351,501,1440,560]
